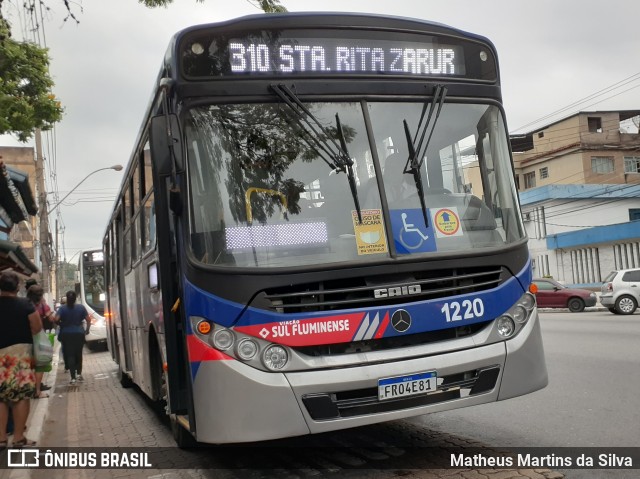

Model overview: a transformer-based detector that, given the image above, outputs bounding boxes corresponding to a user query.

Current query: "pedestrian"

[26,284,55,399]
[56,296,68,371]
[54,291,89,384]
[0,270,42,448]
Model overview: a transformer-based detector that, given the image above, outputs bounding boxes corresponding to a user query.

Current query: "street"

[412,310,640,478]
[3,309,638,479]
[415,310,640,447]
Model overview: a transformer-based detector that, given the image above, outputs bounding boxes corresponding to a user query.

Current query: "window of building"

[624,156,640,174]
[591,156,614,174]
[524,171,536,189]
[588,117,602,133]
[613,242,640,270]
[514,174,520,190]
[539,167,549,179]
[537,131,544,138]
[630,209,640,221]
[571,247,601,284]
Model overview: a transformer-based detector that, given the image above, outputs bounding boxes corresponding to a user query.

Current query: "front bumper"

[190,312,547,444]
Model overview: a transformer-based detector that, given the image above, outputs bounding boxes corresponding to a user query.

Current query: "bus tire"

[119,366,134,388]
[151,341,167,415]
[170,415,198,449]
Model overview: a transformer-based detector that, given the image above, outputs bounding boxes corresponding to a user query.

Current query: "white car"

[600,268,640,314]
[85,310,108,350]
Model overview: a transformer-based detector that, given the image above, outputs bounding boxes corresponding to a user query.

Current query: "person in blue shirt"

[54,291,89,385]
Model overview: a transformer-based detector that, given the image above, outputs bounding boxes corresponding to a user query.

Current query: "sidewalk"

[2,343,566,479]
[0,342,62,479]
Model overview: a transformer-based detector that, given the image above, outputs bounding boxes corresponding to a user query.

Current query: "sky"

[1,0,639,260]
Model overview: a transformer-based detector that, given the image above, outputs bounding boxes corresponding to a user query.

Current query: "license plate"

[378,371,437,401]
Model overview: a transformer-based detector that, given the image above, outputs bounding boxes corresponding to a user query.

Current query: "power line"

[511,71,640,133]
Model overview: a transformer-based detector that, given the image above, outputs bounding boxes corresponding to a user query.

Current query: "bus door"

[114,210,134,376]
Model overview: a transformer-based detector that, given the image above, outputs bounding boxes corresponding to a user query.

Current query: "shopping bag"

[33,330,54,368]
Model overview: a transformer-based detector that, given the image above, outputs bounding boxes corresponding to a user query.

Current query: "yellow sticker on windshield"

[432,207,463,238]
[352,209,388,255]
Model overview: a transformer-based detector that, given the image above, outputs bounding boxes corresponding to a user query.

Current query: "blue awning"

[0,161,38,229]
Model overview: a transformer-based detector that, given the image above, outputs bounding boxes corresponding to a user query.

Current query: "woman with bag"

[26,285,55,398]
[0,270,42,449]
[55,291,89,385]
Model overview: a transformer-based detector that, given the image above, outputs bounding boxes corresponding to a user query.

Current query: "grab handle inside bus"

[150,113,184,176]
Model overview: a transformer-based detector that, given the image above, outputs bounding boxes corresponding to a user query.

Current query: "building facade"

[512,110,640,286]
[0,146,40,276]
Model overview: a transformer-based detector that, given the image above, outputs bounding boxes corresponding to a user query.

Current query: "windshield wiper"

[335,113,362,223]
[270,83,363,223]
[402,85,448,229]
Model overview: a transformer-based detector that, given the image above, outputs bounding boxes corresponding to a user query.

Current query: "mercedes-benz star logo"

[391,309,412,333]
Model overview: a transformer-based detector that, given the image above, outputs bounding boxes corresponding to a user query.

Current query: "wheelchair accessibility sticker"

[431,207,463,238]
[390,209,437,254]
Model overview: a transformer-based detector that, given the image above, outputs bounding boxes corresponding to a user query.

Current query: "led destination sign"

[227,40,461,76]
[181,29,495,80]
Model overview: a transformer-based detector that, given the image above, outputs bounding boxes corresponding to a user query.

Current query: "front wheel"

[567,298,585,313]
[615,295,637,315]
[118,366,133,388]
[171,414,198,448]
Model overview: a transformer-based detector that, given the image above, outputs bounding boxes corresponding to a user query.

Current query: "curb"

[538,306,607,313]
[27,341,62,442]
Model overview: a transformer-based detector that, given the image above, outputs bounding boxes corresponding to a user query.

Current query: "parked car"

[532,278,597,312]
[600,268,640,315]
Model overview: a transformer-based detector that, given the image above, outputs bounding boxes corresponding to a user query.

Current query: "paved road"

[1,346,562,479]
[8,309,635,478]
[411,310,640,478]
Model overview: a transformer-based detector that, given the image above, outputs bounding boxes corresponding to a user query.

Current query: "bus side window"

[142,140,156,253]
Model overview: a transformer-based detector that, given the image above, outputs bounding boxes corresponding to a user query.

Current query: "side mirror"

[150,114,184,176]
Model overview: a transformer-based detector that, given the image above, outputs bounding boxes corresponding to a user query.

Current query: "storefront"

[0,160,38,275]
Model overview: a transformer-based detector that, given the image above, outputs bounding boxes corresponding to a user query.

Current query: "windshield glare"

[185,101,524,268]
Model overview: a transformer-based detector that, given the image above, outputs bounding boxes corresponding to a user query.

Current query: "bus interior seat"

[461,194,498,230]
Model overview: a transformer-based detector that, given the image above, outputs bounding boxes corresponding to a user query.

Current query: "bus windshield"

[185,101,524,268]
[81,256,106,314]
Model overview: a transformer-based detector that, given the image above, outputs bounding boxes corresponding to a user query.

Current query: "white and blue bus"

[103,12,547,447]
[76,249,107,349]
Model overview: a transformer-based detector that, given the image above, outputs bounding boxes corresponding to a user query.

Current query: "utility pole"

[34,129,51,293]
[55,219,60,301]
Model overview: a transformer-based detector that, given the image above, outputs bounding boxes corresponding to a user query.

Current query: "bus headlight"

[237,338,258,361]
[213,329,235,351]
[263,345,288,371]
[512,305,528,323]
[521,292,536,310]
[496,316,515,338]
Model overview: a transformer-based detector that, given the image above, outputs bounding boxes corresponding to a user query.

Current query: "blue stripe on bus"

[182,261,531,338]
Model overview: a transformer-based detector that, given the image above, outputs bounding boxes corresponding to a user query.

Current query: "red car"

[532,278,597,312]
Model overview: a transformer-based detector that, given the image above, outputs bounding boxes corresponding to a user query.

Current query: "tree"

[139,0,287,12]
[0,17,63,142]
[0,0,285,142]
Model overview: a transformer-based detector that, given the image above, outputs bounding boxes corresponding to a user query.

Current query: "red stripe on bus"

[186,335,232,362]
[374,311,390,339]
